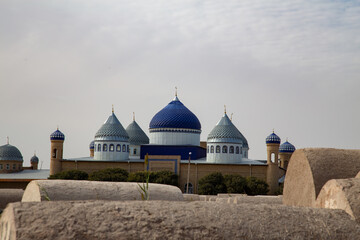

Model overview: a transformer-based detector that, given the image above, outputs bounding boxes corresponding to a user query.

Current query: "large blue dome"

[149,96,201,131]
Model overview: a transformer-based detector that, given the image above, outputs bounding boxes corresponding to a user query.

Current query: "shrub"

[244,177,269,195]
[89,168,129,182]
[224,174,246,194]
[128,170,178,186]
[48,170,89,180]
[198,172,227,195]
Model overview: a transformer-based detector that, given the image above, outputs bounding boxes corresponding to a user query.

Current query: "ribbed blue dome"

[89,140,95,149]
[279,141,296,153]
[50,129,65,141]
[149,96,201,131]
[0,144,23,161]
[30,154,39,163]
[266,132,281,144]
[95,112,129,141]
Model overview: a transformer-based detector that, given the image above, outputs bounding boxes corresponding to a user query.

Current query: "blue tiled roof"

[95,113,129,141]
[207,113,248,146]
[89,140,95,149]
[0,144,23,161]
[149,96,201,130]
[126,120,149,145]
[266,132,281,144]
[50,129,65,141]
[31,154,39,163]
[279,141,296,153]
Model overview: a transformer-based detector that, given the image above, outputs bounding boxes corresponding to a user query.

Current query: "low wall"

[1,201,359,240]
[22,180,183,202]
[0,189,23,210]
[283,148,360,207]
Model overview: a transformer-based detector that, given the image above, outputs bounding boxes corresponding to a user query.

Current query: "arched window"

[6,164,10,170]
[109,144,114,152]
[133,148,137,155]
[52,148,57,158]
[127,145,129,153]
[236,146,239,154]
[229,146,234,154]
[122,144,126,152]
[116,144,121,152]
[103,144,108,152]
[216,145,220,153]
[271,153,275,163]
[210,146,214,153]
[222,146,227,153]
[184,183,193,194]
[98,144,101,152]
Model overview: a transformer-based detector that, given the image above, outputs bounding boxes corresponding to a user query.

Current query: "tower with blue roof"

[50,128,65,175]
[279,140,296,169]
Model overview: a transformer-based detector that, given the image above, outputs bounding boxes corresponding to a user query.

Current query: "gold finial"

[272,128,274,133]
[112,104,114,113]
[57,125,59,130]
[231,113,233,121]
[6,136,9,144]
[175,86,178,97]
[224,105,227,114]
[133,112,135,121]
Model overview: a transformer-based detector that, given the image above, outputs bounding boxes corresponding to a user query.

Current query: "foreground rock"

[1,201,360,240]
[316,178,360,223]
[22,180,183,202]
[0,189,23,210]
[283,148,360,207]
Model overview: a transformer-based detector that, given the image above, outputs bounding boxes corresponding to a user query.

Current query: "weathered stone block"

[283,148,360,207]
[0,189,23,210]
[21,180,183,202]
[316,178,360,223]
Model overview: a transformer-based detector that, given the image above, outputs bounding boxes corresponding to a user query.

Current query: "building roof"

[126,120,149,145]
[0,169,49,179]
[207,113,248,147]
[0,144,23,161]
[279,141,296,153]
[266,132,281,144]
[95,112,129,141]
[50,129,65,141]
[149,96,201,131]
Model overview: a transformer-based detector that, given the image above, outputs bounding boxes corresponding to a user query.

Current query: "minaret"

[50,128,65,175]
[89,141,95,157]
[30,152,39,170]
[265,131,281,194]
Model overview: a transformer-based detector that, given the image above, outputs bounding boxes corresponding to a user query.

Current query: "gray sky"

[1,0,359,169]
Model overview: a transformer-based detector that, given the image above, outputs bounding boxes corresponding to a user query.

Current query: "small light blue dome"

[95,112,129,141]
[89,140,95,149]
[279,141,296,153]
[207,113,248,146]
[126,120,149,145]
[30,154,39,163]
[50,129,65,141]
[266,132,281,144]
[149,96,201,131]
[0,144,23,161]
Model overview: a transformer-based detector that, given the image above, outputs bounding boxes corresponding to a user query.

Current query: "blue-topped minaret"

[50,128,65,175]
[266,131,281,164]
[279,140,296,169]
[149,91,201,146]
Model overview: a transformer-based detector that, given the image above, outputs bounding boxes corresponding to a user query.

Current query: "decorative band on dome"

[149,128,201,133]
[50,129,65,141]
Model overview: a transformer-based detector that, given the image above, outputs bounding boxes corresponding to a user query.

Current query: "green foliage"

[198,172,227,195]
[48,170,89,180]
[128,170,178,186]
[88,168,129,182]
[274,184,283,195]
[244,177,269,195]
[224,174,246,194]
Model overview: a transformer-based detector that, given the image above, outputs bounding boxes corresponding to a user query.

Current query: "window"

[229,146,234,154]
[116,144,121,152]
[109,144,114,152]
[210,146,214,153]
[133,148,137,155]
[216,145,220,153]
[122,144,126,152]
[0,164,2,169]
[271,153,275,162]
[13,164,16,170]
[184,183,193,194]
[236,146,239,154]
[127,145,129,153]
[98,144,101,152]
[52,148,57,158]
[103,144,108,152]
[222,146,227,153]
[6,164,9,170]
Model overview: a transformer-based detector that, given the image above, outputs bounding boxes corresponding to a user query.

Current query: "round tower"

[30,153,39,170]
[50,128,65,175]
[279,140,296,169]
[265,131,281,194]
[89,140,95,157]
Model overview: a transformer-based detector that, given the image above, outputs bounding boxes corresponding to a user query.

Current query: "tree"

[198,172,227,195]
[89,168,129,182]
[128,170,178,186]
[244,177,269,195]
[48,170,89,180]
[224,174,246,194]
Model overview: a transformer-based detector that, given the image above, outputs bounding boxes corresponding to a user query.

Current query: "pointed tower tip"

[224,105,227,114]
[133,112,135,121]
[175,86,178,97]
[6,136,9,144]
[112,104,114,113]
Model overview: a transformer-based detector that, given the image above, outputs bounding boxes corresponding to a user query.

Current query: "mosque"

[0,92,296,194]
